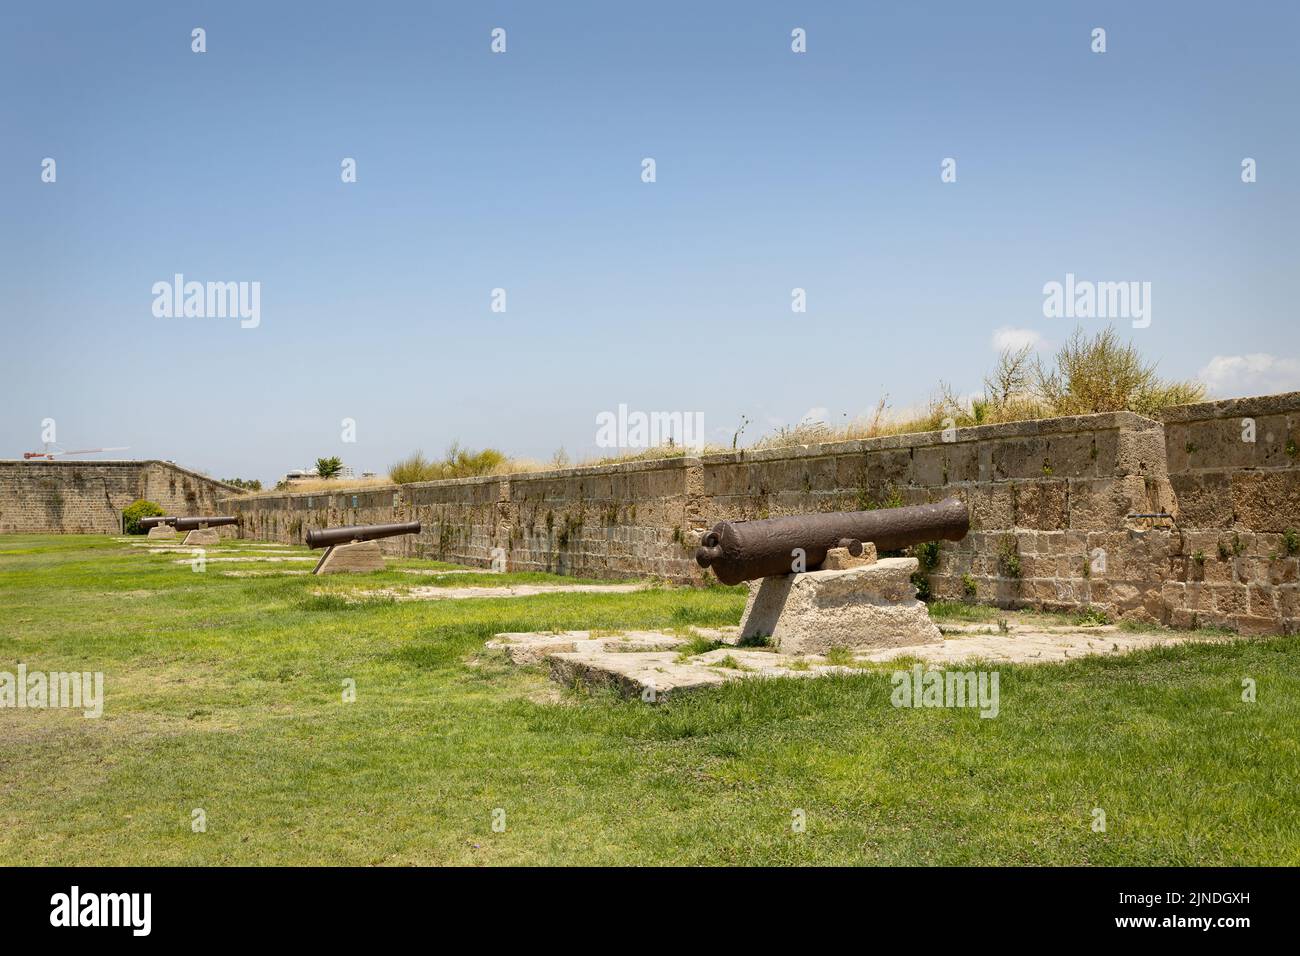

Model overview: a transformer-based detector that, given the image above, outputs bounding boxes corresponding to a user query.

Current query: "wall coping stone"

[1155,390,1300,424]
[1,459,245,497]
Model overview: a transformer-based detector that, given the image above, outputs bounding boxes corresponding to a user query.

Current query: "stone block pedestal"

[146,526,177,540]
[182,528,221,546]
[314,540,385,575]
[739,557,941,655]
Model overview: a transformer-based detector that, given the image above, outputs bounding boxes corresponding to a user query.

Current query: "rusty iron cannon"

[159,515,240,545]
[306,521,422,574]
[138,515,178,530]
[305,521,421,550]
[173,515,239,531]
[695,496,969,585]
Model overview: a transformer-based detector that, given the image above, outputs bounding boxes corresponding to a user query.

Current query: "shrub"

[1033,326,1205,417]
[388,443,509,484]
[122,499,164,534]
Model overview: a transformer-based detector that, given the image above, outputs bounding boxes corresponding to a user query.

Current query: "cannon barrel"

[172,515,239,531]
[138,516,178,529]
[695,496,969,585]
[306,521,421,550]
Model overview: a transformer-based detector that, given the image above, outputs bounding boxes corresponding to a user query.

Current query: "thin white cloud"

[991,326,1045,352]
[1198,354,1300,397]
[799,406,829,425]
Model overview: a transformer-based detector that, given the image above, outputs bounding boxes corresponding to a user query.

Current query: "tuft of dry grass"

[744,325,1206,452]
[389,443,511,483]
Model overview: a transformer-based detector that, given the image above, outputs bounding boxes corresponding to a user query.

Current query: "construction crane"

[23,445,130,460]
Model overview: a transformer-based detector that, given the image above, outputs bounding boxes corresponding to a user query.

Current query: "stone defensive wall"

[0,460,241,534]
[221,391,1300,633]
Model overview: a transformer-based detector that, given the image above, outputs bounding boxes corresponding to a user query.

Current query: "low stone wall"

[0,460,242,534]
[223,394,1300,634]
[1155,393,1300,632]
[231,456,701,580]
[699,410,1176,618]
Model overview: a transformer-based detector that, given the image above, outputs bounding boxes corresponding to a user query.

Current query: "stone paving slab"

[171,556,318,564]
[858,629,1201,664]
[487,629,694,665]
[122,539,290,548]
[396,568,494,576]
[139,547,302,555]
[347,583,648,602]
[493,621,1237,700]
[219,569,312,577]
[546,646,857,698]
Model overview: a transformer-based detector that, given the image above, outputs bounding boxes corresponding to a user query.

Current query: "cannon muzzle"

[306,521,421,550]
[172,515,239,531]
[695,496,969,585]
[138,516,178,529]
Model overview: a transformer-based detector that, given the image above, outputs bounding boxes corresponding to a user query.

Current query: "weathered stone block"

[1116,426,1169,477]
[739,558,940,654]
[1231,471,1300,532]
[1012,480,1069,530]
[181,528,221,546]
[314,540,385,574]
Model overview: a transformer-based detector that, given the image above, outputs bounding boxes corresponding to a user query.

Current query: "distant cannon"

[171,515,239,546]
[695,496,969,586]
[139,515,180,539]
[306,521,422,574]
[305,521,421,550]
[173,516,239,532]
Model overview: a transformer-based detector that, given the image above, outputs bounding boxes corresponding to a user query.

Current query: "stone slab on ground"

[546,646,857,699]
[140,547,300,555]
[396,568,485,576]
[171,556,317,564]
[487,629,702,665]
[127,540,293,550]
[350,583,647,602]
[858,628,1203,664]
[494,619,1237,700]
[739,557,941,654]
[219,569,312,577]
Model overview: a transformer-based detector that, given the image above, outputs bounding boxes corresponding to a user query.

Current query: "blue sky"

[2,1,1297,484]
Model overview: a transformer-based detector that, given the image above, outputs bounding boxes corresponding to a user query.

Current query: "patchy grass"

[675,635,725,661]
[1,535,1297,865]
[929,600,1005,622]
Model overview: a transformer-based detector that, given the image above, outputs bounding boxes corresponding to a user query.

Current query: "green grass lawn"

[2,534,1297,865]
